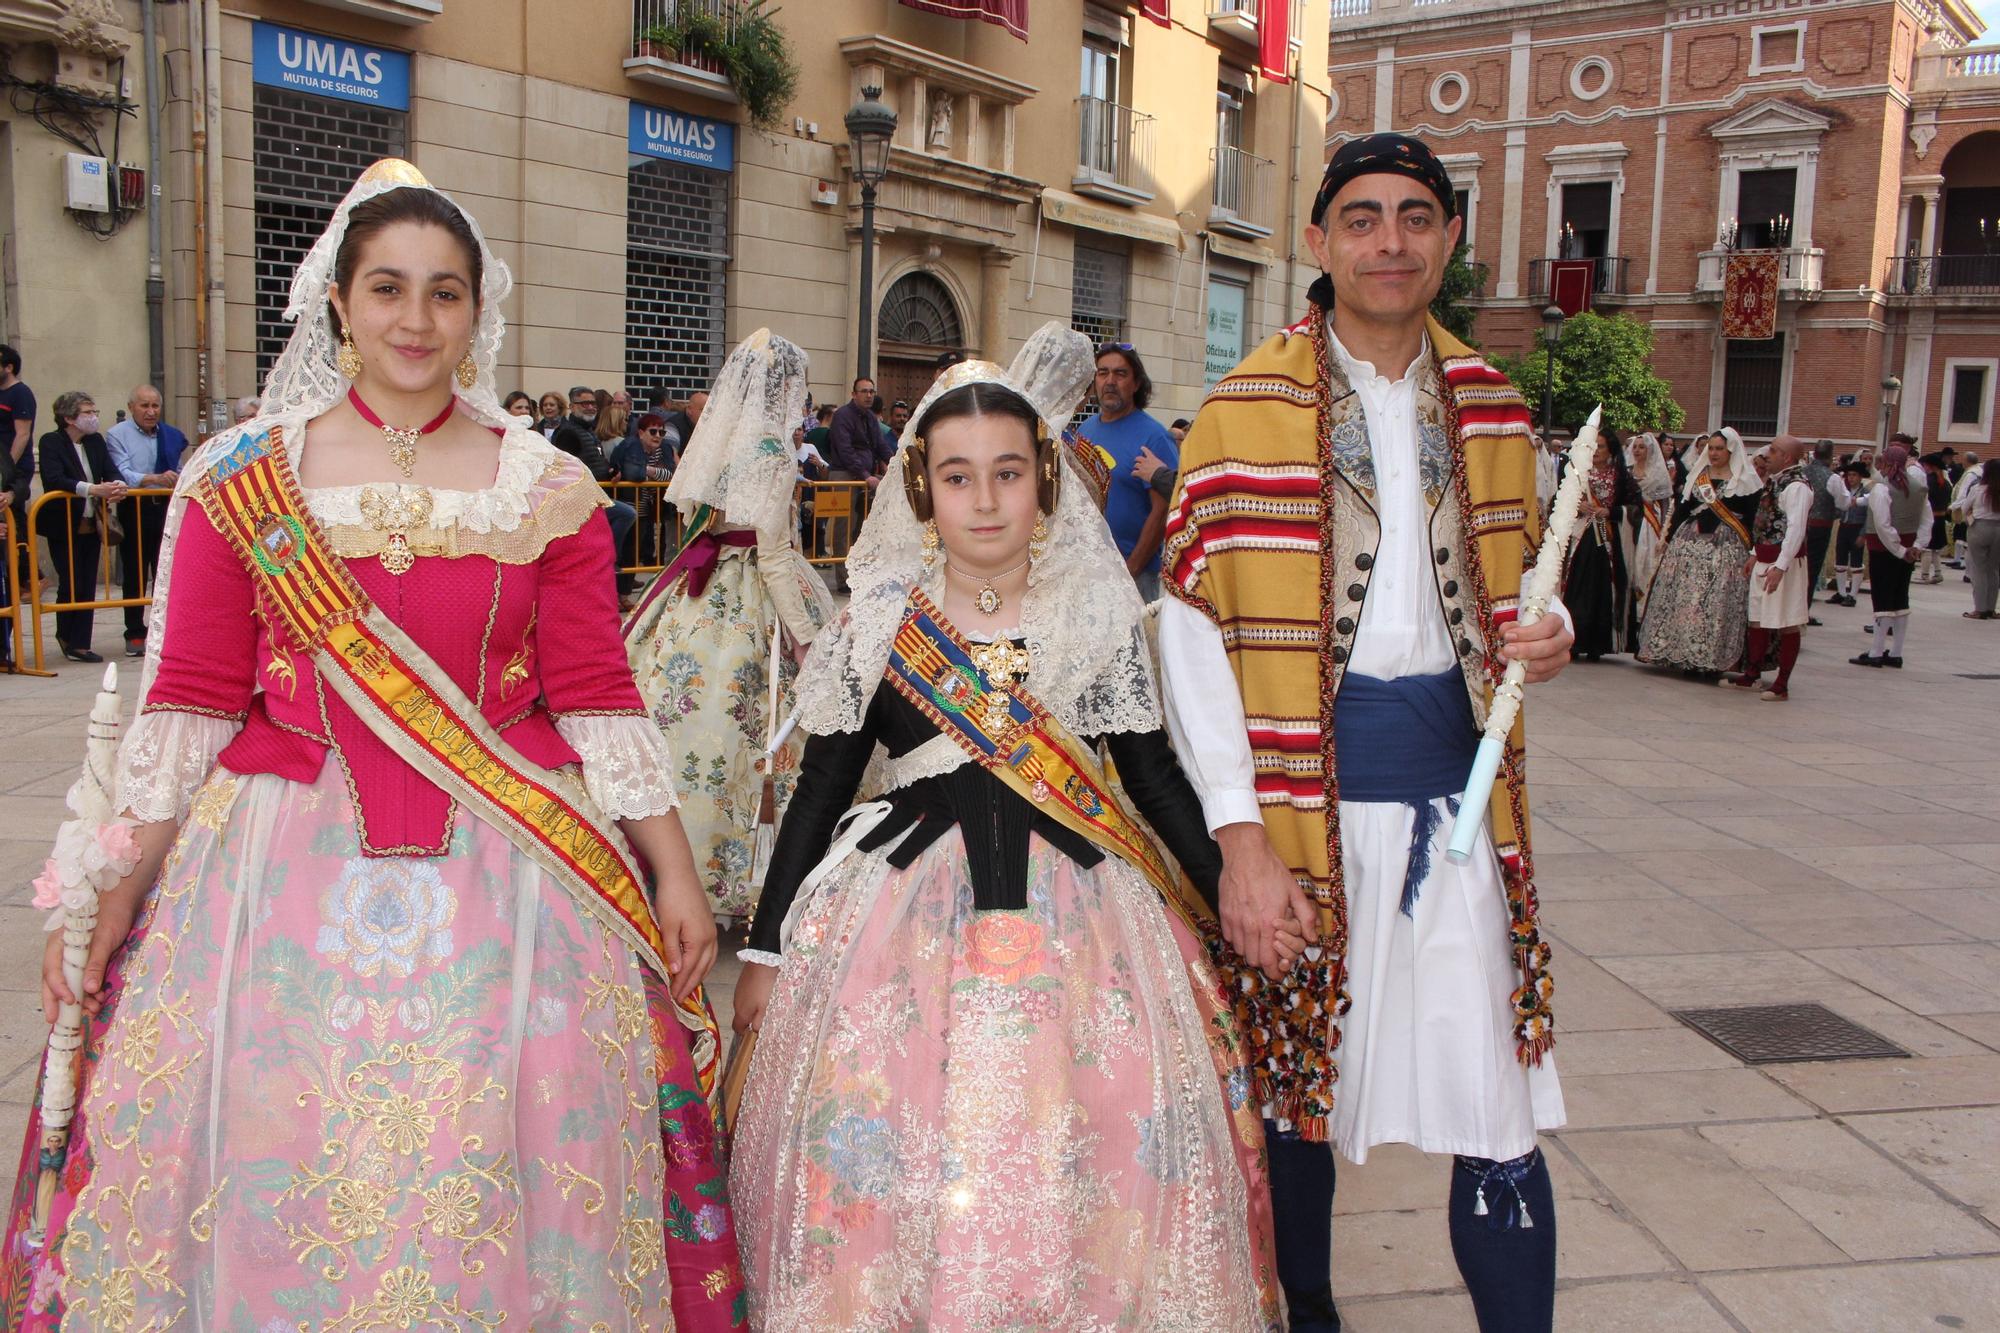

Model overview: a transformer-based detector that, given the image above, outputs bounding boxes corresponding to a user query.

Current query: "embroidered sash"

[1695,478,1753,546]
[196,426,720,1095]
[882,592,1209,928]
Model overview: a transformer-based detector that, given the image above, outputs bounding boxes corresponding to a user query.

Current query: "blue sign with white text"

[628,102,734,172]
[253,22,410,111]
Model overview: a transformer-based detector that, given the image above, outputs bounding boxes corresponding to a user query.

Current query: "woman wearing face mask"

[36,390,128,662]
[728,324,1283,1330]
[4,161,742,1330]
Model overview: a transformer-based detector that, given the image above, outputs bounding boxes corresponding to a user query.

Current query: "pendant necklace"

[946,557,1029,617]
[348,387,457,479]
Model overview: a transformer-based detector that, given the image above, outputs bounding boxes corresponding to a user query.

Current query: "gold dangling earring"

[455,352,478,390]
[336,328,363,380]
[921,519,941,573]
[1030,513,1050,564]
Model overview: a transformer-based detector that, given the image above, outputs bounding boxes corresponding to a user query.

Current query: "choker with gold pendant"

[348,387,457,478]
[945,557,1030,617]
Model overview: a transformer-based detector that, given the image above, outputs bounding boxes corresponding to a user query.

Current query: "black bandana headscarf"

[1306,133,1457,309]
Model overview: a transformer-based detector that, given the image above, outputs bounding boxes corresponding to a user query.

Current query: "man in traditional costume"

[1160,135,1573,1333]
[1729,435,1812,701]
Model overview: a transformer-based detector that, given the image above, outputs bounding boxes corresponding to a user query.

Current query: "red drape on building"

[1258,0,1292,83]
[897,0,1028,41]
[1141,0,1172,27]
[1548,260,1597,318]
[1722,254,1780,339]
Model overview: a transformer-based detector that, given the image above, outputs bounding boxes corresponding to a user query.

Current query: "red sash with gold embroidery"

[195,425,721,1094]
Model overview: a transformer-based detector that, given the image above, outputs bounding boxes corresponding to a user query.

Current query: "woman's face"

[504,393,531,416]
[1592,441,1611,470]
[1707,436,1730,470]
[538,393,563,420]
[68,398,97,433]
[329,220,477,399]
[924,411,1043,577]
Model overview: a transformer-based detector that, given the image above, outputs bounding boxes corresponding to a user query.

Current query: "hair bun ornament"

[357,158,431,189]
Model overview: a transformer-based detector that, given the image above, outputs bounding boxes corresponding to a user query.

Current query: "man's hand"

[1501,611,1574,684]
[1132,446,1166,485]
[1216,822,1316,978]
[1762,565,1785,593]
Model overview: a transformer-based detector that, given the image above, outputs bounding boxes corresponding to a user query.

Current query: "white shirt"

[1953,466,1984,510]
[1159,322,1568,833]
[1866,469,1934,561]
[1766,477,1813,570]
[1965,479,1996,523]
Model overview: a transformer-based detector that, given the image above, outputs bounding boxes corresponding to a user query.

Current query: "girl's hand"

[733,962,777,1035]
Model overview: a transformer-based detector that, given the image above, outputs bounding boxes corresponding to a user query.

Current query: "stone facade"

[1330,0,1999,451]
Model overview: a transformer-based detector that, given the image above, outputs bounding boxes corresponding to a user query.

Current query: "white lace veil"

[665,328,810,540]
[791,321,1161,740]
[1629,433,1673,502]
[132,159,525,713]
[1683,425,1761,501]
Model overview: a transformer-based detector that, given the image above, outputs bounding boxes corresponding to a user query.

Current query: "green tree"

[1492,311,1686,435]
[1429,242,1484,346]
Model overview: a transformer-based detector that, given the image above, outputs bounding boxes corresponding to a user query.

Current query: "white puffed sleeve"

[554,714,681,820]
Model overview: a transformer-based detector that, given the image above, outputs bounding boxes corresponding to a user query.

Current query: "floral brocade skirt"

[730,825,1281,1333]
[1,760,744,1331]
[626,546,802,923]
[1637,526,1751,673]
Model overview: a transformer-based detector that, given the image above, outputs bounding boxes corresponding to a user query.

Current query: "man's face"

[611,390,632,413]
[890,404,910,431]
[1304,173,1461,328]
[687,391,708,424]
[1094,353,1136,417]
[570,393,596,422]
[130,388,163,432]
[852,380,875,409]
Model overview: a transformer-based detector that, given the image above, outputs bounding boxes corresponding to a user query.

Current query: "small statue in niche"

[929,92,954,153]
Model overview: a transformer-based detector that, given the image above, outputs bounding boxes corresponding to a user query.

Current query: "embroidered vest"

[1753,465,1805,548]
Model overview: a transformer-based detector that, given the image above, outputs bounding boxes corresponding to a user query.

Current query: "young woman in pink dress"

[2,160,745,1330]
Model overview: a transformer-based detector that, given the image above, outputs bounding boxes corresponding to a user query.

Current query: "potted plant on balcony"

[637,0,798,130]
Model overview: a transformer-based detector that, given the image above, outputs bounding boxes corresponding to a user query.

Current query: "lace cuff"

[554,715,679,820]
[116,710,242,823]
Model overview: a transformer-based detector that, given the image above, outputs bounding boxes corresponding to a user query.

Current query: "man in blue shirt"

[1075,342,1177,600]
[104,384,187,655]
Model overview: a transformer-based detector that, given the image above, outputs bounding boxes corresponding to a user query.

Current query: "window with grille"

[627,157,729,399]
[252,86,408,381]
[1722,333,1785,439]
[1071,239,1129,347]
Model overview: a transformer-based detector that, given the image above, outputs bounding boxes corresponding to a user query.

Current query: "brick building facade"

[1329,0,1998,451]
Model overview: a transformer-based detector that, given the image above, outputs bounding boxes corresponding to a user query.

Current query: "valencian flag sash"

[882,591,1213,932]
[195,426,722,1097]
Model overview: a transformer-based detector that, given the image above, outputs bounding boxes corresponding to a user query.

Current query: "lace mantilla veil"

[665,328,809,540]
[1682,425,1761,501]
[791,321,1162,740]
[120,159,536,809]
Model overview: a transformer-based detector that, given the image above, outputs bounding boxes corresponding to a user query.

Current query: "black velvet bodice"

[747,663,1221,954]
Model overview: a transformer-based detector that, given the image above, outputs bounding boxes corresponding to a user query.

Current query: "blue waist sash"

[1333,669,1479,803]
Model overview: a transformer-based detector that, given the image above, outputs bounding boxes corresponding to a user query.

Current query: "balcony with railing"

[626,0,740,104]
[1882,254,2000,300]
[1207,0,1259,46]
[1210,145,1275,239]
[1695,246,1826,298]
[1074,95,1156,206]
[1526,256,1631,303]
[1915,41,2000,91]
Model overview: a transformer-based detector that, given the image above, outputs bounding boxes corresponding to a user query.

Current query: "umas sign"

[252,23,411,111]
[628,103,734,172]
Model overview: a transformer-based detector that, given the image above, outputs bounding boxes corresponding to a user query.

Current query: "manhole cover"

[1671,1003,1911,1065]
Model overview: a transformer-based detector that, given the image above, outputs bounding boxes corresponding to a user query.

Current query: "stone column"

[979,247,1014,360]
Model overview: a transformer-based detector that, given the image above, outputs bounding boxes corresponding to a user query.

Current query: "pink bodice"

[142,463,646,855]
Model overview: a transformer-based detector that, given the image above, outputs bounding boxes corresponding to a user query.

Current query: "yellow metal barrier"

[602,478,685,577]
[2,503,55,676]
[23,486,173,673]
[800,480,872,566]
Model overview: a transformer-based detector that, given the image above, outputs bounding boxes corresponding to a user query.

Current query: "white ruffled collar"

[292,422,562,533]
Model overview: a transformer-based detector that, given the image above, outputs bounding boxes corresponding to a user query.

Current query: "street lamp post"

[1540,304,1566,434]
[844,85,898,383]
[1880,374,1902,454]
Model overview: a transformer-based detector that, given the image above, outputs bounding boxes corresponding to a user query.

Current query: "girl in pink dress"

[3,161,745,1330]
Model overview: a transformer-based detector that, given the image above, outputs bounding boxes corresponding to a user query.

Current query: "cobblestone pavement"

[1,573,1996,1329]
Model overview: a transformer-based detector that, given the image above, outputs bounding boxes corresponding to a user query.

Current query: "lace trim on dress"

[116,710,242,823]
[317,474,605,566]
[879,734,973,792]
[302,427,569,534]
[554,715,680,820]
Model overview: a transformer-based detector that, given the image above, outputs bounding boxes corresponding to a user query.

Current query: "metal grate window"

[252,86,408,381]
[627,157,729,399]
[1722,333,1785,439]
[1071,239,1129,346]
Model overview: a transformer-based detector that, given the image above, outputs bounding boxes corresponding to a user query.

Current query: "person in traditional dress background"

[728,324,1282,1332]
[1850,442,1934,669]
[623,330,835,924]
[1562,427,1637,660]
[1637,428,1762,678]
[1624,432,1675,639]
[1161,135,1573,1333]
[1827,457,1870,606]
[6,160,743,1330]
[1728,435,1812,701]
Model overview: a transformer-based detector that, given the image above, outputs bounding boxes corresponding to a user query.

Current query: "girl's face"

[924,411,1043,576]
[328,220,477,399]
[1707,436,1731,470]
[539,393,563,420]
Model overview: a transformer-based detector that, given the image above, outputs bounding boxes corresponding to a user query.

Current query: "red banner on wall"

[898,0,1027,40]
[1259,0,1292,83]
[1141,0,1172,27]
[1549,260,1596,318]
[1722,253,1780,340]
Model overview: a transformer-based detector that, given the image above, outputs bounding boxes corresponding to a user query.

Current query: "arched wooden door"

[876,271,966,410]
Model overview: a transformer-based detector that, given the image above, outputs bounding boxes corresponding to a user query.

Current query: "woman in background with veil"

[2,160,744,1330]
[726,323,1282,1331]
[623,329,835,926]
